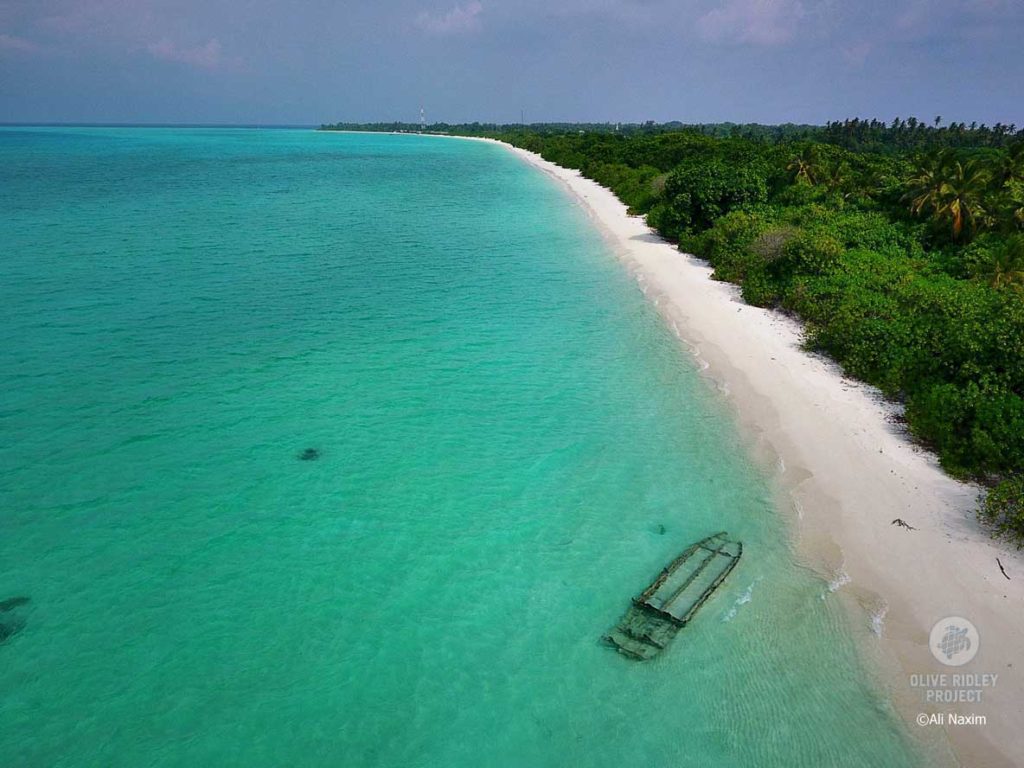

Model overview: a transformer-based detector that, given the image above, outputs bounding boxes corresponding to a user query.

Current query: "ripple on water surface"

[0,127,923,767]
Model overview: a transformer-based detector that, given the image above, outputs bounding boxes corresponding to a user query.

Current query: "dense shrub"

[979,475,1024,544]
[661,156,771,232]
[774,231,844,277]
[695,209,775,283]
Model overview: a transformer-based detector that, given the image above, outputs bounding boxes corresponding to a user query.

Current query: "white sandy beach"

[472,138,1024,767]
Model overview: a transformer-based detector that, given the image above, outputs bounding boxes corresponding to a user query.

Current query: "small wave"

[870,603,888,637]
[722,577,762,622]
[820,565,851,600]
[680,338,710,371]
[828,567,850,593]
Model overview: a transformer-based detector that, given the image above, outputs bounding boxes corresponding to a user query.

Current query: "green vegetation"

[980,474,1024,541]
[822,117,1021,152]
[320,120,823,142]
[321,119,1024,543]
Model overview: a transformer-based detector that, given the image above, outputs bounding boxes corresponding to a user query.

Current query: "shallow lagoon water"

[0,128,919,767]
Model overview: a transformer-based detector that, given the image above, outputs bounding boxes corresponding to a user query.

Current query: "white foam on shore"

[870,603,888,638]
[722,577,763,622]
[822,565,851,599]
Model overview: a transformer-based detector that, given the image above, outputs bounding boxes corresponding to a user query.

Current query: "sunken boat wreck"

[604,532,742,660]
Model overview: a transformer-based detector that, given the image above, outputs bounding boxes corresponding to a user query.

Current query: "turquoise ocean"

[0,128,921,767]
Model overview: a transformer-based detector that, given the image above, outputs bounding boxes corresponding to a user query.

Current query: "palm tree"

[1005,179,1024,228]
[822,161,856,199]
[994,142,1024,185]
[978,236,1024,291]
[942,158,991,239]
[905,151,991,241]
[905,150,952,214]
[786,145,820,185]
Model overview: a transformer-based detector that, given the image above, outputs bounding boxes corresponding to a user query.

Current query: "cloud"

[147,37,226,70]
[415,1,484,35]
[29,2,241,69]
[0,32,41,54]
[35,0,157,39]
[841,41,872,67]
[894,0,1023,36]
[697,0,805,45]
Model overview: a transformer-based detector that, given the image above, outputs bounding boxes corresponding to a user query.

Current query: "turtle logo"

[937,625,970,659]
[929,617,979,666]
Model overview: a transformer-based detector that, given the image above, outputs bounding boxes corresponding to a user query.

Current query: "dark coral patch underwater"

[0,596,29,645]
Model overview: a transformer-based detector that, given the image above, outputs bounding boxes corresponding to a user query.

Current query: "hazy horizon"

[1,1,1022,128]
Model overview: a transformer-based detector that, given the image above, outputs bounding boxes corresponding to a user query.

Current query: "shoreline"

[467,136,1024,767]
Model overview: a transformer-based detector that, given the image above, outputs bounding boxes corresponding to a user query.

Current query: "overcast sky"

[1,0,1022,126]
